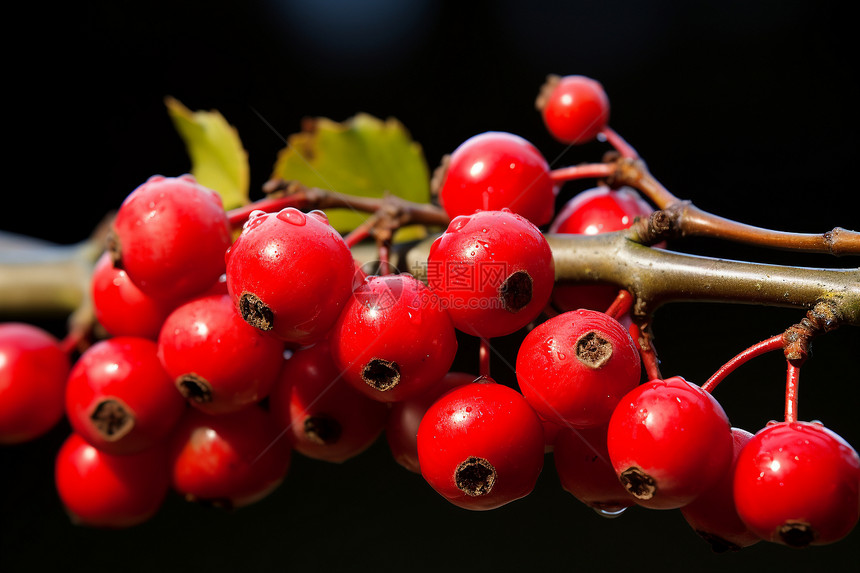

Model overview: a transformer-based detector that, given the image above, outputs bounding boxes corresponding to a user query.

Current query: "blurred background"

[3,1,859,571]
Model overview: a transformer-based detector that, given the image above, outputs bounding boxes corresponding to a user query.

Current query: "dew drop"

[593,506,627,519]
[277,208,307,226]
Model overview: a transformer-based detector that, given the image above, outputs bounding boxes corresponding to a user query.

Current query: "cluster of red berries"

[1,75,857,551]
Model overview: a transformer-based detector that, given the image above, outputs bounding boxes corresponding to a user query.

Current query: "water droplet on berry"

[593,506,627,519]
[307,209,329,224]
[277,208,307,226]
[449,216,471,232]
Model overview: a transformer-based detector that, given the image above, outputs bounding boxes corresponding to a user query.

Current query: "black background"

[3,1,859,571]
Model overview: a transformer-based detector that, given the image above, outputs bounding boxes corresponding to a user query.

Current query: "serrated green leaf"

[271,113,431,240]
[166,97,250,210]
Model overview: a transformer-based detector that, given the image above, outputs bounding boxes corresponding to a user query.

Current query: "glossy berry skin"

[65,337,186,455]
[427,209,555,339]
[168,405,291,509]
[607,376,733,510]
[386,371,476,473]
[680,427,761,552]
[157,293,285,414]
[91,252,176,340]
[110,174,232,303]
[225,208,355,345]
[538,75,610,145]
[0,323,70,444]
[733,421,860,547]
[330,274,459,402]
[268,341,389,463]
[553,425,634,515]
[437,132,557,227]
[549,186,653,313]
[516,309,641,428]
[55,432,169,528]
[417,379,545,511]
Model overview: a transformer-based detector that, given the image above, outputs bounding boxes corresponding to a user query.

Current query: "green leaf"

[271,113,431,241]
[165,97,250,211]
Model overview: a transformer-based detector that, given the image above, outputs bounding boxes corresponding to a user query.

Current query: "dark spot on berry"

[619,466,656,500]
[177,374,213,403]
[779,521,816,548]
[239,292,274,331]
[303,415,342,445]
[361,358,401,391]
[90,398,135,441]
[455,457,496,496]
[498,270,533,312]
[575,330,613,369]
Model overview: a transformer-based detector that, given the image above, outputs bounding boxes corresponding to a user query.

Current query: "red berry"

[91,252,176,339]
[55,432,169,528]
[225,208,355,345]
[386,371,476,473]
[0,323,70,444]
[157,293,285,414]
[426,209,555,339]
[329,274,459,402]
[417,378,545,510]
[168,405,291,509]
[680,427,762,552]
[733,421,860,547]
[548,186,654,313]
[109,174,232,302]
[268,341,389,463]
[437,132,557,226]
[553,424,634,515]
[606,376,734,510]
[538,75,610,145]
[65,337,186,455]
[517,309,641,428]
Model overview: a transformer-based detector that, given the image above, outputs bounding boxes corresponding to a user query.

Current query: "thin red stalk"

[226,196,305,229]
[377,241,391,276]
[629,323,661,381]
[700,335,784,394]
[59,326,87,357]
[343,219,375,248]
[599,126,639,159]
[785,361,801,424]
[605,289,633,320]
[479,338,491,378]
[550,163,614,183]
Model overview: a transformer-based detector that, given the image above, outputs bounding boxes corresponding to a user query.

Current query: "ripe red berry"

[386,371,476,473]
[168,405,291,509]
[65,337,186,455]
[680,427,762,552]
[426,209,555,339]
[0,323,70,444]
[329,274,459,402]
[157,293,285,414]
[516,309,641,428]
[548,186,654,313]
[606,376,734,510]
[537,75,610,145]
[109,174,232,302]
[268,341,389,463]
[91,252,176,339]
[225,208,355,345]
[55,432,169,528]
[417,378,545,510]
[733,421,860,547]
[553,424,634,516]
[437,131,557,226]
